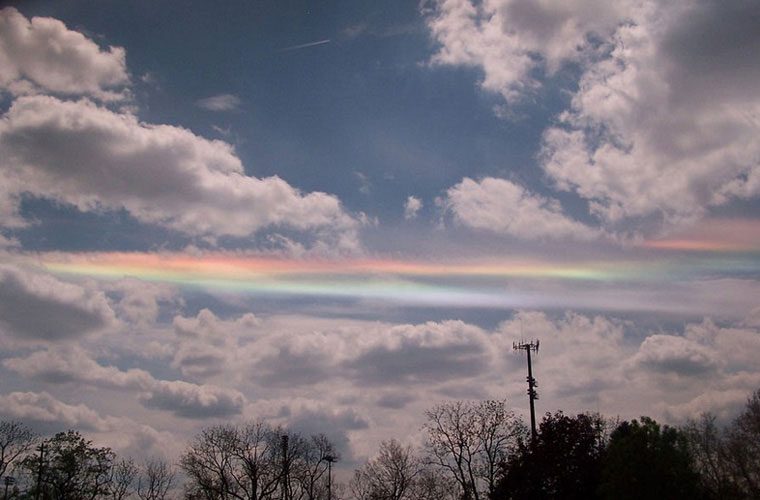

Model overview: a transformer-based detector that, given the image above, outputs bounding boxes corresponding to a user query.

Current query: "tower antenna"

[513,339,540,442]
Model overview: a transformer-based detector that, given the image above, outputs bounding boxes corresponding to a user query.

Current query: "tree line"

[0,388,758,499]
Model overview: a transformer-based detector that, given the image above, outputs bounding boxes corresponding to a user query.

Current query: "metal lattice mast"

[514,340,540,442]
[281,435,290,500]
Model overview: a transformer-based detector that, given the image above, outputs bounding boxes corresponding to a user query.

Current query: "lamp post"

[324,454,337,500]
[3,477,15,500]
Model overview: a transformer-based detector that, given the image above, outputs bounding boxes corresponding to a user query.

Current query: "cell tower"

[513,339,539,442]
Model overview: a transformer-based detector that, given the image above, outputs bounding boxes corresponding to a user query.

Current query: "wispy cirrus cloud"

[195,93,241,111]
[278,39,331,52]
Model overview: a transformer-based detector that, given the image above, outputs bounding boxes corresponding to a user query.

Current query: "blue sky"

[1,0,760,473]
[9,0,572,250]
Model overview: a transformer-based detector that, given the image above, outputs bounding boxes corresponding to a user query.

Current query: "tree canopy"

[493,411,608,499]
[2,386,760,499]
[598,417,703,500]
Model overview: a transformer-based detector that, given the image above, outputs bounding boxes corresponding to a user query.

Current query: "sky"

[0,0,759,471]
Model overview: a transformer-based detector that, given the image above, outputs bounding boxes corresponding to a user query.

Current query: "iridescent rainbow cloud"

[33,247,760,311]
[40,251,646,283]
[637,218,760,252]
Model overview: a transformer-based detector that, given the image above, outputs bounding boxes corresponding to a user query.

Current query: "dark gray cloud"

[287,406,370,463]
[172,344,226,379]
[139,380,245,418]
[345,341,486,385]
[662,0,760,100]
[375,392,416,410]
[0,265,115,340]
[254,346,332,387]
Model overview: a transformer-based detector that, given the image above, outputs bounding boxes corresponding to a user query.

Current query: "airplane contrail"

[278,39,331,52]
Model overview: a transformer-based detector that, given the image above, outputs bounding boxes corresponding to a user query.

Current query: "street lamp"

[324,454,338,500]
[3,477,15,500]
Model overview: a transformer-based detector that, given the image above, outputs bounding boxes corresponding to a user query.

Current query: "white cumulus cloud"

[4,346,246,418]
[0,391,112,431]
[0,7,129,100]
[424,0,628,103]
[0,95,360,252]
[443,177,598,240]
[541,0,760,227]
[425,0,760,232]
[403,196,422,220]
